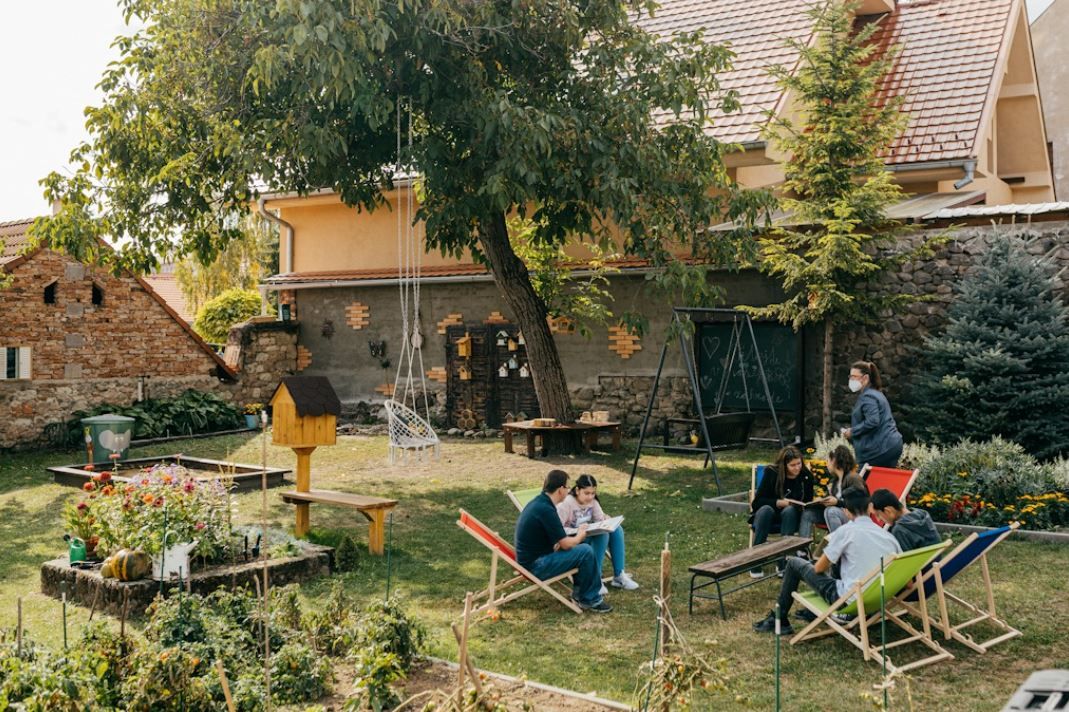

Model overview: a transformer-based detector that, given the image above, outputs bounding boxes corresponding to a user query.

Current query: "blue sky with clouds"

[0,0,1060,219]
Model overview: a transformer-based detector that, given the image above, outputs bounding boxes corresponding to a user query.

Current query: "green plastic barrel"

[81,414,136,465]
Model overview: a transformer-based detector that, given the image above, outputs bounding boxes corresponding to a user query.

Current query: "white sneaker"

[599,583,608,596]
[611,572,640,590]
[749,569,764,579]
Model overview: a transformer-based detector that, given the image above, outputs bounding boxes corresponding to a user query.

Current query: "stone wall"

[223,317,300,406]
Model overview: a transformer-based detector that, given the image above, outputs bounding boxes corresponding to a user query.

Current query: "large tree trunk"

[822,321,834,437]
[476,210,574,424]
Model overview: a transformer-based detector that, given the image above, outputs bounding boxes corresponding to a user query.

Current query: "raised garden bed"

[40,543,332,617]
[47,454,290,493]
[701,492,1069,544]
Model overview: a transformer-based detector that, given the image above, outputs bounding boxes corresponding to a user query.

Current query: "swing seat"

[658,412,757,453]
[385,399,440,464]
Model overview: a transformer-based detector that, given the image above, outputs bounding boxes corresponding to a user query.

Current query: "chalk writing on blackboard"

[697,323,799,411]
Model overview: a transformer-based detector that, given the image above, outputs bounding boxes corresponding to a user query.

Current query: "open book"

[566,515,624,536]
[785,498,828,509]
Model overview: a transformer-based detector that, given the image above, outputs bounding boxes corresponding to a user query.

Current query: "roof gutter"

[260,265,662,291]
[954,160,977,190]
[887,158,976,175]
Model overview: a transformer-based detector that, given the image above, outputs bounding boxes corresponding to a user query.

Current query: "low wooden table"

[280,489,398,555]
[688,536,812,619]
[502,420,622,457]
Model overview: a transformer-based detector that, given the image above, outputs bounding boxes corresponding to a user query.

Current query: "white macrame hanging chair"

[385,99,440,465]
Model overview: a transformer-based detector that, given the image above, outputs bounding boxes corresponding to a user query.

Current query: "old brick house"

[0,217,240,449]
[254,0,1061,439]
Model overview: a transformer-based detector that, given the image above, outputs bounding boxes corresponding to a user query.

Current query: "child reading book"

[749,445,815,576]
[556,474,638,593]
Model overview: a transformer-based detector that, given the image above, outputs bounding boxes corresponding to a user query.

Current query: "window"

[2,347,31,380]
[44,281,57,304]
[91,283,104,306]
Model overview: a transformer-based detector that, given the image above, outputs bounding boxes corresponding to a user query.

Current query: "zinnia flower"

[195,522,206,531]
[76,501,88,512]
[83,481,96,492]
[142,493,155,505]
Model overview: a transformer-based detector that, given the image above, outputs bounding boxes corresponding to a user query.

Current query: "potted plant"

[243,403,263,429]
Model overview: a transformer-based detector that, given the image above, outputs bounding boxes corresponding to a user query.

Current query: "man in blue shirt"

[515,469,610,613]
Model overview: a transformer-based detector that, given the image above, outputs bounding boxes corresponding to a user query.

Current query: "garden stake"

[775,602,781,712]
[216,659,237,712]
[120,590,129,638]
[659,536,671,657]
[641,610,661,712]
[159,507,168,597]
[456,592,473,706]
[61,582,68,651]
[89,586,101,621]
[260,409,272,712]
[881,559,888,710]
[449,621,484,698]
[16,597,22,657]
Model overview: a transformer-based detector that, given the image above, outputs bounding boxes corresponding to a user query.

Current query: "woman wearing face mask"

[841,360,903,469]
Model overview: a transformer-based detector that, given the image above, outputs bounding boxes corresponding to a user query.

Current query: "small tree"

[746,0,921,435]
[175,214,279,315]
[909,235,1069,460]
[193,288,265,344]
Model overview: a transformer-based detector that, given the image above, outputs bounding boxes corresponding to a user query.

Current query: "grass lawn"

[2,433,1067,710]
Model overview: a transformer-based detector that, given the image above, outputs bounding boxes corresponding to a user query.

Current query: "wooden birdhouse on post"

[270,376,341,536]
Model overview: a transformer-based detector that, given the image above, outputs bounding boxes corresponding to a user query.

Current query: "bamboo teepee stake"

[16,597,22,657]
[260,410,272,711]
[659,536,671,657]
[456,592,473,706]
[217,659,237,712]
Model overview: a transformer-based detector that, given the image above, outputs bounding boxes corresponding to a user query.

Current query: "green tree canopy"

[193,288,266,344]
[34,0,767,421]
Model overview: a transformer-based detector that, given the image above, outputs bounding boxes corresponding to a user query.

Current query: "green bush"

[193,288,267,343]
[335,534,361,573]
[66,389,242,445]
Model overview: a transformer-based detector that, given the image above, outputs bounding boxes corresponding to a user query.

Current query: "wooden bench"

[280,489,398,556]
[688,535,811,619]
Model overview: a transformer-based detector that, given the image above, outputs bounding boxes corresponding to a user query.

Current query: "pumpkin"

[100,549,152,581]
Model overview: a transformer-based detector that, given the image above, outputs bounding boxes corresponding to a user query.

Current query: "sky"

[0,0,1060,220]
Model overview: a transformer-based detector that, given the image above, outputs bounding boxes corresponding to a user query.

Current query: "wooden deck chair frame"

[505,488,614,582]
[891,523,1020,654]
[457,509,582,615]
[790,540,954,675]
[861,465,920,527]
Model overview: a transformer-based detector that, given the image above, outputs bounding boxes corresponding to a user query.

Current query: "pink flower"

[195,522,206,531]
[76,502,88,512]
[183,481,196,493]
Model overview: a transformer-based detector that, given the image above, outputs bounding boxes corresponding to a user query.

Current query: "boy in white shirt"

[754,487,901,636]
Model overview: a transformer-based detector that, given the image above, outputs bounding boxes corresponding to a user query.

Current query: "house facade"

[255,0,1060,438]
[1032,0,1068,200]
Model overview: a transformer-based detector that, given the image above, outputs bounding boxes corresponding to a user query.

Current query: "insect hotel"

[271,376,397,554]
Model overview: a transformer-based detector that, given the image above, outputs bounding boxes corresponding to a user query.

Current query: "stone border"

[428,657,632,711]
[40,544,333,617]
[701,493,1069,544]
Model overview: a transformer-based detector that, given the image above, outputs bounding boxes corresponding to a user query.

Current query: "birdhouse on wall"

[459,364,472,381]
[457,333,473,358]
[498,364,509,378]
[507,338,518,352]
[495,330,508,346]
[269,376,341,448]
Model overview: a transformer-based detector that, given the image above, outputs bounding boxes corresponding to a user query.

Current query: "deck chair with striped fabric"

[891,523,1020,654]
[861,465,919,527]
[456,509,582,615]
[790,540,954,675]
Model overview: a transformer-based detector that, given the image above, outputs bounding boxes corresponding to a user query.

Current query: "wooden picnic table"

[688,535,812,619]
[502,420,622,458]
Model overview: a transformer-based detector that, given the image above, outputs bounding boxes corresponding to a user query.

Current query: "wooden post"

[216,660,237,712]
[293,447,316,537]
[659,540,671,657]
[16,597,22,656]
[457,592,473,706]
[261,413,273,712]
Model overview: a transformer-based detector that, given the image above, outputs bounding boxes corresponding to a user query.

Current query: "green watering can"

[64,534,87,563]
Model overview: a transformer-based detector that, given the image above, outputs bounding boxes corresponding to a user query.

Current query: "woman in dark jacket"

[843,360,903,469]
[749,445,814,562]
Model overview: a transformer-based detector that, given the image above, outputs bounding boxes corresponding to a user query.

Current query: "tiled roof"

[0,218,36,266]
[638,0,1015,165]
[142,273,195,323]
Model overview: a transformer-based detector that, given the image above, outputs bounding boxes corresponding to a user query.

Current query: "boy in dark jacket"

[870,489,941,551]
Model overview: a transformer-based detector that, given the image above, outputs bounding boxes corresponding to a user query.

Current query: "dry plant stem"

[217,659,237,712]
[456,592,473,706]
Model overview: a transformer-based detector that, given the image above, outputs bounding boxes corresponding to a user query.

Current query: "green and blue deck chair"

[891,523,1020,654]
[790,540,954,675]
[506,488,541,512]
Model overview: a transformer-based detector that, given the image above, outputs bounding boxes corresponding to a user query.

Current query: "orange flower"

[83,481,96,492]
[142,493,155,505]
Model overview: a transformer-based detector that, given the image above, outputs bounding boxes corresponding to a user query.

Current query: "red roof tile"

[0,218,36,266]
[637,0,1015,165]
[142,273,195,323]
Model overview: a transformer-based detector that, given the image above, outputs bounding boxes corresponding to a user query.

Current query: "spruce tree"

[745,0,931,436]
[910,234,1069,459]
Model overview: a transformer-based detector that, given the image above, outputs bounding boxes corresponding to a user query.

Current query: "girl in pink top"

[556,474,638,592]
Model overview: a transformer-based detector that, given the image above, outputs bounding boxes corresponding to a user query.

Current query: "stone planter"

[41,544,333,617]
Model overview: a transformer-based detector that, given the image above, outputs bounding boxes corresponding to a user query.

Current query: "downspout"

[953,160,977,190]
[256,197,294,274]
